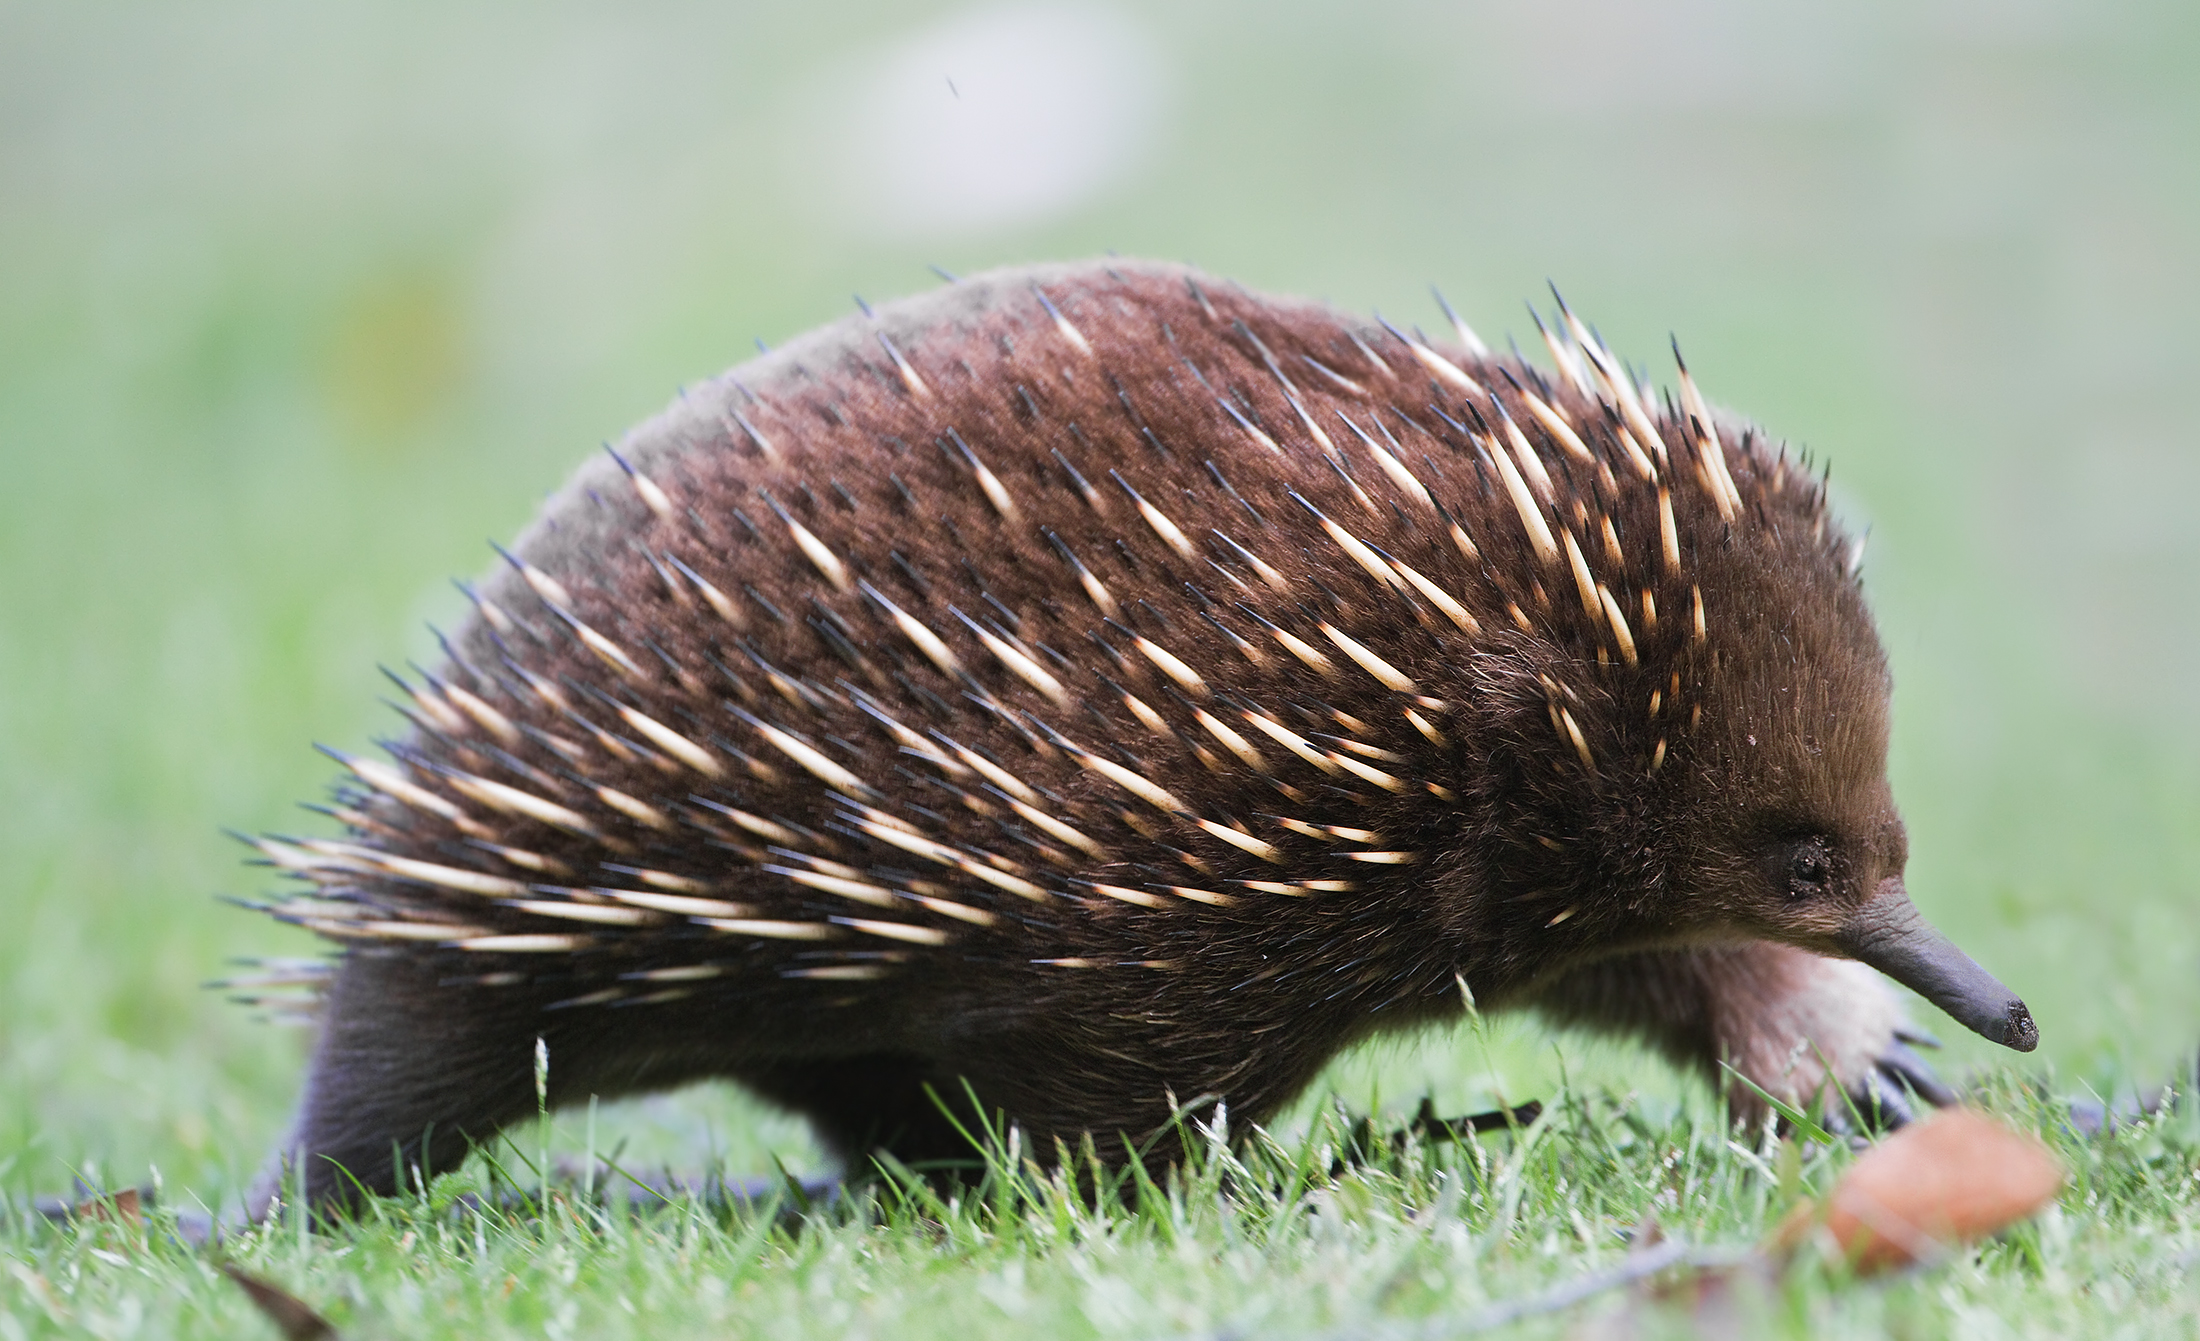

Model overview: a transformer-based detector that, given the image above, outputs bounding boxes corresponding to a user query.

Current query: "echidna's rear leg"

[1529,942,1953,1128]
[248,951,560,1219]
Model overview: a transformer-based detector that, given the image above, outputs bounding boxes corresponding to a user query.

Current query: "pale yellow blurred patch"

[321,267,469,443]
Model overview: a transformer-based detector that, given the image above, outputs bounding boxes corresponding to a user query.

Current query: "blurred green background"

[4,1,2196,1210]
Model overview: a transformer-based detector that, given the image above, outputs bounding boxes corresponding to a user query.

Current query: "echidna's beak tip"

[1837,881,2037,1054]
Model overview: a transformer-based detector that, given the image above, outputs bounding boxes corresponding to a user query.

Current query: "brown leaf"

[72,1187,141,1229]
[1770,1107,2064,1273]
[219,1264,339,1341]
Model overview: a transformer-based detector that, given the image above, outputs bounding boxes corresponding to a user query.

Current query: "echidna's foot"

[1823,1031,1958,1136]
[1697,949,1956,1134]
[1402,1097,1545,1142]
[1327,1100,1543,1174]
[1358,1099,1542,1154]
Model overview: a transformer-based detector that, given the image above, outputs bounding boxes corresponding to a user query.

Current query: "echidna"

[237,259,2036,1214]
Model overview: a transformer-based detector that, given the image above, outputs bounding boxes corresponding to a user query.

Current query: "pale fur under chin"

[1714,952,1908,1117]
[1525,940,1918,1127]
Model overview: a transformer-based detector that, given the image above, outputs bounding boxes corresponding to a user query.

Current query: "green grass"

[6,1071,2196,1339]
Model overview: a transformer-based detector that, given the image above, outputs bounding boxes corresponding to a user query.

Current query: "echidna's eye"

[1787,841,1833,898]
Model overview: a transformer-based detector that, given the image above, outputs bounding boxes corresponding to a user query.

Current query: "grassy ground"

[5,1072,2197,1339]
[6,1,2200,1335]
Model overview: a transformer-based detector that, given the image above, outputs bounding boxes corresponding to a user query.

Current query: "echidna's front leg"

[1529,943,1953,1129]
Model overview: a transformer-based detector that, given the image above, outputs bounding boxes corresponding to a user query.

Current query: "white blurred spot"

[800,4,1165,239]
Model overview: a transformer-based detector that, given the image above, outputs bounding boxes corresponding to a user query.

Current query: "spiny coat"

[238,259,2034,1214]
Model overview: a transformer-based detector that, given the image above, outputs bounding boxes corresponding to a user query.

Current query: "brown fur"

[246,260,1992,1212]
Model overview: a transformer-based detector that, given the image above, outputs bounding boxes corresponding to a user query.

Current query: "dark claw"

[2065,1100,2111,1138]
[1828,1044,1950,1136]
[1332,1099,1546,1172]
[1856,1067,1918,1128]
[1830,1038,1958,1133]
[1404,1098,1543,1142]
[1876,1041,1959,1108]
[1893,1025,1944,1051]
[2065,1087,2173,1139]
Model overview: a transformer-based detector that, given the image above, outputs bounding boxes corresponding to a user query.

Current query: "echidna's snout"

[1836,882,2038,1052]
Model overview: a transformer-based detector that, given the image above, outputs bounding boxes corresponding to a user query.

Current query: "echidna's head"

[1461,422,2034,1054]
[1688,575,2035,1050]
